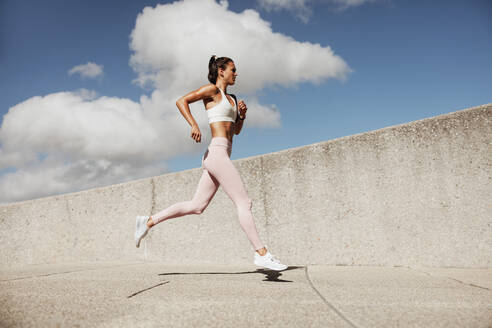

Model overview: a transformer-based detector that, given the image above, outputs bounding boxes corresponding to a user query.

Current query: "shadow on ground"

[156,265,305,282]
[127,266,305,298]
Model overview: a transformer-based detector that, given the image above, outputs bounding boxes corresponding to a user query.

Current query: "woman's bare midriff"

[210,121,235,143]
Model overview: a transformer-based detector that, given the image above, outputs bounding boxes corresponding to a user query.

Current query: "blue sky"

[0,0,491,204]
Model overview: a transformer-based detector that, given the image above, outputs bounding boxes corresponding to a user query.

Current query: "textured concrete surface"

[0,103,491,268]
[1,262,491,328]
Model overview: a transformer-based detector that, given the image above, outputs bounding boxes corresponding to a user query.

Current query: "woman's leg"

[203,145,264,251]
[150,168,220,225]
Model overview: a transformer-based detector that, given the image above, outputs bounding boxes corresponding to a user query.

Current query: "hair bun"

[207,55,232,84]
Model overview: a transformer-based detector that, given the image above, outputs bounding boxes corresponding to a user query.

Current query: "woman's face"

[220,61,237,85]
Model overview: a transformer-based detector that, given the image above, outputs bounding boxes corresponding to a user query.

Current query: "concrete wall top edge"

[0,171,181,209]
[234,102,492,163]
[1,102,490,208]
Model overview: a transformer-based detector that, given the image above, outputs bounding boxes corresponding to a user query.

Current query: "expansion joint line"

[407,266,491,291]
[304,266,360,328]
[0,262,145,282]
[150,178,156,215]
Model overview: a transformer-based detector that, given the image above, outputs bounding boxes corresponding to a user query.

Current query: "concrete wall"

[1,103,491,269]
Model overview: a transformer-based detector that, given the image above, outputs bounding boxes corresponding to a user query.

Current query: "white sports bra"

[206,87,237,124]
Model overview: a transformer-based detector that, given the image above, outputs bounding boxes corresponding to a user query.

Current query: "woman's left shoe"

[254,251,288,271]
[135,215,150,248]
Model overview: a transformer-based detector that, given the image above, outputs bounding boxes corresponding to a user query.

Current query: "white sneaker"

[254,251,287,271]
[135,216,150,248]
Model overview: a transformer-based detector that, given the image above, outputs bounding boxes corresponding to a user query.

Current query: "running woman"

[135,55,287,271]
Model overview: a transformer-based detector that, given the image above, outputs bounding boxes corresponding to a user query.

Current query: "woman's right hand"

[191,124,202,143]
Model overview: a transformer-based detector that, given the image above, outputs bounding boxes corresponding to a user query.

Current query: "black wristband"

[238,115,245,120]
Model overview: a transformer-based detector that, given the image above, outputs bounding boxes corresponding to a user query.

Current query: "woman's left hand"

[238,100,247,119]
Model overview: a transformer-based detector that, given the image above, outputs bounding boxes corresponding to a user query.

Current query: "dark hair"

[208,55,233,84]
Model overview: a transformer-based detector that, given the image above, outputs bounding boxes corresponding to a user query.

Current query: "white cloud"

[239,98,281,129]
[258,0,311,23]
[331,0,380,11]
[0,89,179,204]
[0,156,166,204]
[0,0,352,204]
[68,61,104,79]
[129,0,351,96]
[257,0,386,22]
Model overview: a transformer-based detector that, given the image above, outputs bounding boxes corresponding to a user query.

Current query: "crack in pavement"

[127,281,170,298]
[304,266,360,328]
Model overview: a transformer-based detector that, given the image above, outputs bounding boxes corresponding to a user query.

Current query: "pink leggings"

[150,137,264,251]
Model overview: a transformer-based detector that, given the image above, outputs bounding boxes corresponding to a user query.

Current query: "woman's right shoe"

[254,251,288,271]
[135,215,150,248]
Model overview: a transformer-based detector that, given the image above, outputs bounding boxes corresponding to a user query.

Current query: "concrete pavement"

[1,261,491,327]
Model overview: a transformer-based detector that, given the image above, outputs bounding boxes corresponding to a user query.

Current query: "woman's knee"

[191,200,209,214]
[236,197,252,211]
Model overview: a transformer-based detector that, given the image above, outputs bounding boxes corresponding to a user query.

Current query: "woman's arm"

[231,94,246,135]
[176,84,217,142]
[176,84,217,127]
[235,115,244,135]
